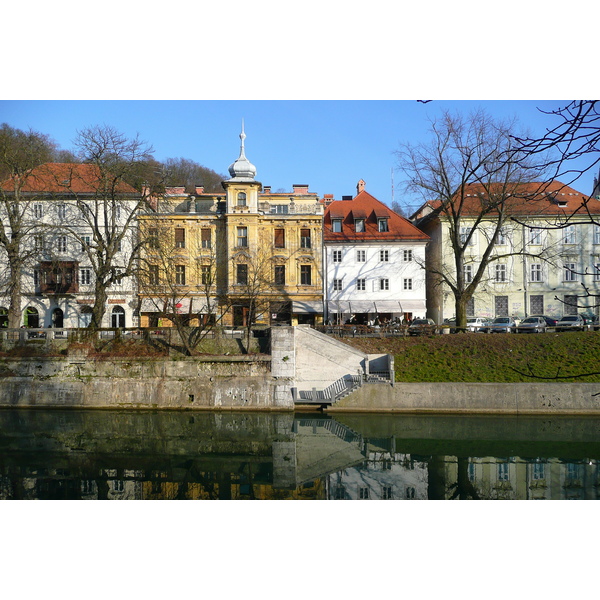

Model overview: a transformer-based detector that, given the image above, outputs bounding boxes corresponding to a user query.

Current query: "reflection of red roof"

[324,190,429,242]
[1,163,139,194]
[418,180,598,218]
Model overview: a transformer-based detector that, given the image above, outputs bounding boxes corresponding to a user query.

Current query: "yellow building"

[139,126,324,328]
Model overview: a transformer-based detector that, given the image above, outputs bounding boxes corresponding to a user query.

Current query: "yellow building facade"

[139,128,324,328]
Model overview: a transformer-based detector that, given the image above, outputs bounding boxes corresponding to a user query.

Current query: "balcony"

[40,261,79,295]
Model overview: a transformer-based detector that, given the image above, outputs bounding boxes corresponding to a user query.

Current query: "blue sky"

[1,100,596,213]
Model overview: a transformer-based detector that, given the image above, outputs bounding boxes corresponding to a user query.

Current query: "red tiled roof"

[1,163,139,195]
[324,190,430,242]
[419,180,599,218]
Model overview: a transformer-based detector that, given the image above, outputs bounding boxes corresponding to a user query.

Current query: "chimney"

[264,186,271,193]
[195,186,204,194]
[292,184,309,195]
[357,179,366,194]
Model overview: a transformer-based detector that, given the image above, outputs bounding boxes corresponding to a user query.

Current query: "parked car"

[531,315,558,328]
[466,317,492,332]
[408,318,437,336]
[555,315,586,332]
[442,318,458,333]
[479,316,517,333]
[515,316,547,334]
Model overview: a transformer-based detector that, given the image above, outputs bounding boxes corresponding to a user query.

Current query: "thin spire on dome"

[228,120,257,181]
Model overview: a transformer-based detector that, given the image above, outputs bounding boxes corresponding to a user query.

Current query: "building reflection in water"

[0,410,599,500]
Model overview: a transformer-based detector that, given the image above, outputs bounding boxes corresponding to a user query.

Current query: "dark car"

[531,315,558,328]
[515,316,547,334]
[555,315,586,332]
[408,318,437,336]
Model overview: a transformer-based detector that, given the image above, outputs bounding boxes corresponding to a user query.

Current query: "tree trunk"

[7,251,22,329]
[90,280,108,330]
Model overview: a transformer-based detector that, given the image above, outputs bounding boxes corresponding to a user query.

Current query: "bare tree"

[161,157,226,193]
[398,110,547,330]
[0,124,58,327]
[56,126,154,329]
[138,216,230,356]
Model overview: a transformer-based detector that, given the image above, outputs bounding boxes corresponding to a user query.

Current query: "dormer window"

[378,218,389,232]
[332,219,342,233]
[237,192,247,207]
[355,219,365,232]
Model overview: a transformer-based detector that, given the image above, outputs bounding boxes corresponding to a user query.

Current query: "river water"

[1,409,599,500]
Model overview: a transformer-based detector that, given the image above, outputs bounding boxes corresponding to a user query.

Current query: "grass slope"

[342,331,600,383]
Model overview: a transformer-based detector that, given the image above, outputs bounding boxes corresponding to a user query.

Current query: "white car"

[466,317,491,332]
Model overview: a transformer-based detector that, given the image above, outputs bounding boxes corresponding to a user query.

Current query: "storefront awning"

[327,299,426,314]
[394,299,426,312]
[292,300,323,314]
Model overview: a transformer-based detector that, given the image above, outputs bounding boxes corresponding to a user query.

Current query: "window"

[356,278,366,291]
[403,249,413,262]
[530,263,543,282]
[359,487,370,499]
[175,265,186,285]
[403,278,413,290]
[356,250,366,262]
[274,265,285,285]
[175,228,186,249]
[378,218,389,232]
[464,264,473,283]
[460,227,474,246]
[497,228,509,245]
[237,192,247,206]
[236,264,248,285]
[33,269,40,286]
[564,295,578,315]
[300,228,311,248]
[271,204,289,214]
[148,265,159,285]
[112,480,124,493]
[332,250,342,263]
[274,228,285,248]
[331,218,342,233]
[237,227,248,247]
[80,268,92,285]
[355,219,365,232]
[300,265,312,285]
[563,226,576,244]
[497,463,509,481]
[564,263,577,281]
[495,264,507,282]
[594,226,600,245]
[57,203,67,219]
[380,278,389,291]
[594,263,600,281]
[406,487,415,499]
[530,295,544,314]
[57,236,67,253]
[333,279,343,291]
[33,203,43,219]
[148,228,159,249]
[201,229,211,249]
[201,265,211,285]
[81,235,91,252]
[533,462,545,480]
[34,235,44,251]
[528,227,542,245]
[379,250,389,262]
[382,486,393,500]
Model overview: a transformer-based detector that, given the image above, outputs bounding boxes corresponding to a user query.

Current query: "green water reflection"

[1,409,599,499]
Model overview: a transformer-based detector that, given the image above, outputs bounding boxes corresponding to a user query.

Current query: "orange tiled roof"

[419,180,598,218]
[324,190,430,242]
[1,163,139,195]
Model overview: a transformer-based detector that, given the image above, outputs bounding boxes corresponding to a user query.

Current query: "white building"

[412,180,600,324]
[0,163,143,329]
[324,180,430,325]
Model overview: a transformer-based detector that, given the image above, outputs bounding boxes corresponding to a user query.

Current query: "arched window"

[52,308,64,328]
[79,306,93,328]
[111,306,125,328]
[25,307,40,328]
[0,307,7,328]
[237,192,247,207]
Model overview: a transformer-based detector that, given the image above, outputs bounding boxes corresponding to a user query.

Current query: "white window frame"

[403,278,413,290]
[528,227,542,245]
[594,225,600,245]
[80,268,92,285]
[57,203,67,219]
[564,263,577,282]
[460,227,475,246]
[563,225,576,245]
[57,236,68,253]
[379,250,389,262]
[332,250,342,263]
[379,278,389,291]
[354,219,365,232]
[332,219,342,233]
[33,203,43,219]
[464,264,473,283]
[356,250,366,262]
[530,263,543,282]
[594,263,600,281]
[403,249,413,262]
[333,278,343,291]
[494,263,507,282]
[377,218,389,232]
[356,278,366,291]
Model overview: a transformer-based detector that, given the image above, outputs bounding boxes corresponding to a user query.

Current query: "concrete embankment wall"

[330,382,600,414]
[0,356,294,411]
